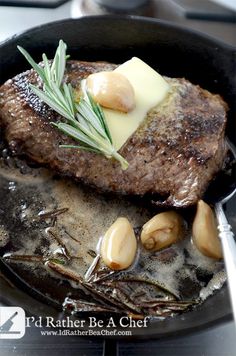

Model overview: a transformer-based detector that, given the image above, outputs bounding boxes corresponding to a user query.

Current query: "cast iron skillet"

[0,16,236,339]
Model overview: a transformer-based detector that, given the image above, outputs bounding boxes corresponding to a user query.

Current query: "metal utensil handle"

[215,203,236,321]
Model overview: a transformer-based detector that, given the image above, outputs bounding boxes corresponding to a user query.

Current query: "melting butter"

[103,57,170,150]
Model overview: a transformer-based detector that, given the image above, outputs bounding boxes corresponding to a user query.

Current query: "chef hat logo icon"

[0,307,25,339]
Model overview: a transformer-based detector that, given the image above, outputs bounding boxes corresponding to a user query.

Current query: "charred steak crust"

[0,60,228,207]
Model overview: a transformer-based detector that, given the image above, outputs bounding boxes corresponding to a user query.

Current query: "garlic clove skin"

[141,211,183,251]
[86,71,135,113]
[101,217,137,270]
[192,200,222,259]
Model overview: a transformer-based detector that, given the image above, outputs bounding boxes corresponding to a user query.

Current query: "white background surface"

[211,0,236,11]
[0,0,235,46]
[0,1,73,43]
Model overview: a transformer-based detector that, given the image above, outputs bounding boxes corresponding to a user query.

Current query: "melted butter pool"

[0,154,226,317]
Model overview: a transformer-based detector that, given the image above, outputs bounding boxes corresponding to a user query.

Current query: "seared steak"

[0,60,228,207]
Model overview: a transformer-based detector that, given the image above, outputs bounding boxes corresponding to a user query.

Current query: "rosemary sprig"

[17,40,129,170]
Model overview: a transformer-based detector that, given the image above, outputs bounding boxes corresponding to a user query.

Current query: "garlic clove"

[101,217,137,270]
[192,200,222,259]
[86,71,135,113]
[141,211,183,251]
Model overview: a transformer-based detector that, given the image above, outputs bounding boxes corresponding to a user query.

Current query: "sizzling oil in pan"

[0,147,226,318]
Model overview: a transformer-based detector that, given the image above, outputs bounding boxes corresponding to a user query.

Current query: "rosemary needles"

[18,40,129,170]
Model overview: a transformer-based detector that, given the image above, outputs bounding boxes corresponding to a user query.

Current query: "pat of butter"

[103,57,169,150]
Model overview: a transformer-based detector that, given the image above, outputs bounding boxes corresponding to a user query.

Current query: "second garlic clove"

[192,200,222,259]
[101,217,137,270]
[86,71,135,113]
[141,211,184,251]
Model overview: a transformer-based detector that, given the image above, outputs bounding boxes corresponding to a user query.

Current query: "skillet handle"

[215,203,236,322]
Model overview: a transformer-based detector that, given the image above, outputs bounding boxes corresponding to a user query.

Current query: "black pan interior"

[0,15,236,339]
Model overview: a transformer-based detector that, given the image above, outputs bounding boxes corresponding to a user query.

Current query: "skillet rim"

[0,14,236,52]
